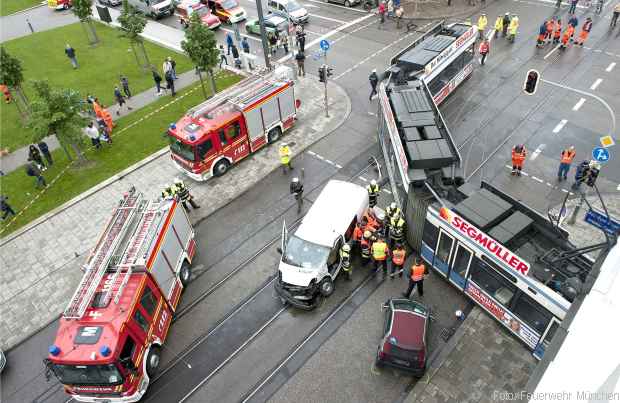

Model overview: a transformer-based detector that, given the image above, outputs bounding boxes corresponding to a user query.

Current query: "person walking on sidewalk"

[28,144,46,171]
[369,69,379,100]
[1,195,16,221]
[64,44,78,69]
[219,45,228,68]
[163,58,173,79]
[242,37,250,54]
[226,32,234,55]
[85,122,102,149]
[477,13,488,40]
[558,146,576,181]
[612,3,620,27]
[169,57,178,80]
[295,51,306,77]
[569,0,578,13]
[290,176,304,213]
[120,75,131,98]
[37,140,53,166]
[502,13,511,37]
[378,1,386,27]
[114,86,132,115]
[26,161,46,188]
[390,243,406,278]
[165,68,176,97]
[511,144,527,176]
[478,39,490,65]
[279,142,293,173]
[494,15,503,38]
[575,17,592,46]
[231,44,240,68]
[296,26,306,52]
[152,68,165,95]
[403,257,428,299]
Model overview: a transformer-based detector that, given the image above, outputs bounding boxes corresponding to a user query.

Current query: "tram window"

[512,294,552,334]
[452,246,472,277]
[436,232,453,262]
[470,259,516,306]
[422,220,438,250]
[481,256,517,283]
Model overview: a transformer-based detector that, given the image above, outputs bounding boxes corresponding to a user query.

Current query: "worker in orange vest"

[575,17,592,46]
[352,221,364,249]
[553,18,562,44]
[390,243,406,278]
[371,237,389,275]
[561,25,574,49]
[558,146,576,181]
[545,17,555,44]
[511,144,527,176]
[403,257,428,298]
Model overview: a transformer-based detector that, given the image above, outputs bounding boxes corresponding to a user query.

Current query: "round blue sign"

[320,39,330,51]
[592,147,610,163]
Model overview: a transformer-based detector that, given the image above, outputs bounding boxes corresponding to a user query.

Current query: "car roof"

[266,14,287,24]
[294,180,367,247]
[390,310,426,349]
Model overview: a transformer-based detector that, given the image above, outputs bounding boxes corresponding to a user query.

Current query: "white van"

[127,0,174,19]
[275,180,368,310]
[267,0,308,25]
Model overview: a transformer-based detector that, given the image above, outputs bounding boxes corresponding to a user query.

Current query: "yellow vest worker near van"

[372,238,389,275]
[279,142,292,173]
[477,14,488,39]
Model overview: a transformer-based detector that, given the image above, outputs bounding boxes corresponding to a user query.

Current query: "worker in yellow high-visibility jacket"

[279,142,292,173]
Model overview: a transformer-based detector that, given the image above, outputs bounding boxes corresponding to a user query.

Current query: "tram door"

[433,229,454,278]
[533,317,561,360]
[448,243,473,290]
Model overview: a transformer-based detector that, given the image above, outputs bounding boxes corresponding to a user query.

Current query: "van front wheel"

[319,278,334,297]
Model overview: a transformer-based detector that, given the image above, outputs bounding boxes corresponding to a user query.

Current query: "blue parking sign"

[592,147,610,163]
[320,39,330,51]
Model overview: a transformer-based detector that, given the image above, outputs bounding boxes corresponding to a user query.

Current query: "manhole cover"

[440,327,454,342]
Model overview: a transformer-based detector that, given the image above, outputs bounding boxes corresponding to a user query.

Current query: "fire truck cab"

[46,188,196,402]
[168,71,298,181]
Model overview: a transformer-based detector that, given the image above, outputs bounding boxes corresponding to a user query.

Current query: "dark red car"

[375,298,429,376]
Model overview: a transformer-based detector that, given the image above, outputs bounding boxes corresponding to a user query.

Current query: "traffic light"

[326,66,333,78]
[318,66,326,83]
[586,163,600,187]
[523,69,540,95]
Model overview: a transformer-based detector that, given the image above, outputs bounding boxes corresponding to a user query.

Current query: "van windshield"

[283,236,330,269]
[52,363,124,386]
[151,0,167,5]
[286,0,301,11]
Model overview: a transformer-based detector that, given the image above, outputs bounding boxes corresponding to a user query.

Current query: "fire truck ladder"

[63,190,144,319]
[189,74,271,117]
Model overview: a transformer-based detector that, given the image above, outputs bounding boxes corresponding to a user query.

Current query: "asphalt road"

[2,0,619,401]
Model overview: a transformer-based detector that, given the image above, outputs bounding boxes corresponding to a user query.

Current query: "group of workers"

[489,13,519,41]
[535,15,592,49]
[161,178,200,210]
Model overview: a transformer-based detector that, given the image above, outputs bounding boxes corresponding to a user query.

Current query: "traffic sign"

[592,147,610,163]
[585,209,620,235]
[320,39,330,51]
[600,135,615,148]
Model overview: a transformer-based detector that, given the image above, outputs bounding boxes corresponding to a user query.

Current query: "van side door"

[280,220,288,256]
[327,236,344,277]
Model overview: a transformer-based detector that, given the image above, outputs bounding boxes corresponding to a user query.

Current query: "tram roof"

[443,181,593,305]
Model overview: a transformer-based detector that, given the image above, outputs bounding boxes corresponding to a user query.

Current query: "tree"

[118,0,150,70]
[0,47,30,121]
[72,0,99,45]
[28,80,89,163]
[181,12,219,99]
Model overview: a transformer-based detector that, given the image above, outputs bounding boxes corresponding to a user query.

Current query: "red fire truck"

[167,72,299,180]
[45,187,196,402]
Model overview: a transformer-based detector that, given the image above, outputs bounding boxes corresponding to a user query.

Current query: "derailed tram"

[376,57,594,360]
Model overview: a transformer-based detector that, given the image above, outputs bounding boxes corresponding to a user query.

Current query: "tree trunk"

[87,19,99,45]
[139,41,151,71]
[197,69,209,99]
[70,142,86,163]
[12,86,30,122]
[208,69,217,94]
[59,140,73,162]
[130,42,142,68]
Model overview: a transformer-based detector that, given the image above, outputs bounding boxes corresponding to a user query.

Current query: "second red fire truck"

[167,71,299,181]
[45,188,196,402]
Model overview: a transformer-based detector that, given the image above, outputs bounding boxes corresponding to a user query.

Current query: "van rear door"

[281,220,288,255]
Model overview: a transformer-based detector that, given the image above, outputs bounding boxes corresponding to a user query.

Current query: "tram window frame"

[511,293,553,334]
[422,219,439,250]
[480,256,517,283]
[469,258,517,307]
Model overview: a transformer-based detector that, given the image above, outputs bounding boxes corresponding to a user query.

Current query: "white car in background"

[267,0,308,24]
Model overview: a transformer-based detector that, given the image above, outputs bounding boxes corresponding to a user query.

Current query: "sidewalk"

[404,307,537,403]
[0,73,351,351]
[0,69,203,174]
[402,0,496,20]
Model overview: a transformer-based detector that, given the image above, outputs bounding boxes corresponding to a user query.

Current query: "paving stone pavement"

[404,307,537,403]
[0,74,350,350]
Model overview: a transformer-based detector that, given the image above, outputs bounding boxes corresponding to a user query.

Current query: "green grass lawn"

[0,21,193,151]
[1,0,42,16]
[0,72,241,236]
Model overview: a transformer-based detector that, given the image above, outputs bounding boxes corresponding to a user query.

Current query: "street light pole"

[254,0,272,70]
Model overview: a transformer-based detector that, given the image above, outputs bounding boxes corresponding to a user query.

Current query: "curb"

[3,1,45,17]
[402,0,495,21]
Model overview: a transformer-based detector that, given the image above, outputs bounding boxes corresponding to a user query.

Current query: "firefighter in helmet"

[161,183,175,200]
[174,178,200,210]
[340,243,353,280]
[360,230,374,265]
[367,179,380,208]
[389,213,405,246]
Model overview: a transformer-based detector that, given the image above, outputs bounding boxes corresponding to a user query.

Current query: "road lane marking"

[309,13,346,23]
[572,98,586,111]
[220,27,262,42]
[530,144,546,160]
[532,176,544,183]
[305,0,368,12]
[553,119,568,133]
[382,188,392,194]
[359,176,368,182]
[590,78,603,90]
[544,44,562,60]
[617,184,620,191]
[606,62,616,72]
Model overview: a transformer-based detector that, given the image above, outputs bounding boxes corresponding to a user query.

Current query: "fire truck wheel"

[213,159,230,177]
[319,277,334,297]
[267,127,282,144]
[180,261,191,287]
[146,346,161,377]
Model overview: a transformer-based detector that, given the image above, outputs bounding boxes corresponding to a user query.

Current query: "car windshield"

[52,364,124,386]
[168,136,195,161]
[283,236,330,269]
[286,0,301,11]
[151,0,167,5]
[221,0,238,9]
[194,7,210,16]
